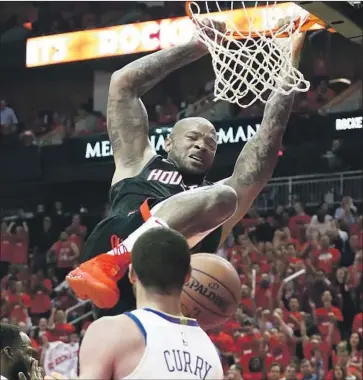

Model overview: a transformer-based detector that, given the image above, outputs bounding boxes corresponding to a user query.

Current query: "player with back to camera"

[77,227,223,380]
[0,323,43,380]
[66,18,306,315]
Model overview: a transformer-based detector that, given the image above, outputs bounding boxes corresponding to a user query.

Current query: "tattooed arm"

[108,41,208,185]
[219,33,306,244]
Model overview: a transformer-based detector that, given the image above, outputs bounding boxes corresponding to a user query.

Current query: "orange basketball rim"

[185,1,335,39]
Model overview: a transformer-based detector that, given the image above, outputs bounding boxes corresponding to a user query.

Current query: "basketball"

[181,253,241,329]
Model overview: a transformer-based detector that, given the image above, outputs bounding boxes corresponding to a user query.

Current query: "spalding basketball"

[181,253,241,329]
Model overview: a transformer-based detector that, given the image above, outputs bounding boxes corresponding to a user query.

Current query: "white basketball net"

[188,1,311,107]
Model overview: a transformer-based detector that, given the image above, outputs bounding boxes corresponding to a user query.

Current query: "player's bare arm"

[79,315,144,379]
[108,40,210,185]
[220,33,306,243]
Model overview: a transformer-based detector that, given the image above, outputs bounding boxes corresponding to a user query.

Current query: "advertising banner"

[66,111,363,164]
[26,2,325,67]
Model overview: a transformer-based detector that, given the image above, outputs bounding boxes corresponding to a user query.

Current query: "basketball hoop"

[186,1,329,107]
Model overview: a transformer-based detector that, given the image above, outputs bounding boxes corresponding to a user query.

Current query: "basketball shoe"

[66,235,130,309]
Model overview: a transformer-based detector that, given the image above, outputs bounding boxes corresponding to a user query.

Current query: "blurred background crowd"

[0,1,362,380]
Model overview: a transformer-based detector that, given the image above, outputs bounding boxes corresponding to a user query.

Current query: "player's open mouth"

[190,155,203,163]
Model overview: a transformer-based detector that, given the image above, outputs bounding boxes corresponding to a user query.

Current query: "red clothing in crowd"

[0,231,13,262]
[266,335,293,370]
[30,275,52,293]
[10,305,28,323]
[68,233,83,251]
[31,291,52,314]
[288,214,311,240]
[347,263,363,288]
[303,339,331,374]
[240,296,254,315]
[254,287,271,310]
[8,292,32,308]
[223,318,241,337]
[208,331,236,354]
[315,306,343,345]
[313,247,341,274]
[208,331,235,373]
[353,313,363,337]
[10,230,29,265]
[283,309,304,331]
[50,322,75,343]
[51,240,75,268]
[238,350,264,380]
[235,331,262,354]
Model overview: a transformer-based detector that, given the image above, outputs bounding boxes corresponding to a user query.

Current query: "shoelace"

[110,234,129,256]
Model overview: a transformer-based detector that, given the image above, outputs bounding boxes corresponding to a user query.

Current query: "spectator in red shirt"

[33,317,52,346]
[208,326,235,357]
[10,304,30,324]
[236,349,264,380]
[48,231,80,282]
[353,310,363,338]
[223,308,243,338]
[208,326,235,372]
[8,281,31,309]
[30,270,52,319]
[48,308,75,343]
[286,243,304,268]
[348,332,363,377]
[289,202,311,241]
[66,214,87,251]
[312,235,341,276]
[315,290,343,345]
[301,314,332,375]
[255,273,273,310]
[11,223,29,265]
[284,297,304,332]
[0,221,13,276]
[235,320,262,355]
[241,285,255,317]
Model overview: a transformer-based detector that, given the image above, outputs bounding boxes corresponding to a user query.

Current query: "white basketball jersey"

[123,308,223,380]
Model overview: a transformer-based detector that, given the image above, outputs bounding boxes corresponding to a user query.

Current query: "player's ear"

[164,136,171,153]
[128,264,137,284]
[3,346,13,361]
[184,265,192,284]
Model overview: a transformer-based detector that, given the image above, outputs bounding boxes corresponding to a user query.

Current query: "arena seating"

[1,187,362,379]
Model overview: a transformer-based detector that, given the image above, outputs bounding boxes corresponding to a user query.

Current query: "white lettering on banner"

[43,341,79,378]
[217,124,260,144]
[335,116,363,131]
[85,141,113,158]
[84,124,260,159]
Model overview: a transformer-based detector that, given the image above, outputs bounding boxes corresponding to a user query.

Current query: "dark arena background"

[0,1,362,379]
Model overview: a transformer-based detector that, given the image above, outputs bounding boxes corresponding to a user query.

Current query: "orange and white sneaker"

[66,235,130,309]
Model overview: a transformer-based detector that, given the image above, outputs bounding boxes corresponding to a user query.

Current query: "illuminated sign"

[84,122,261,159]
[26,2,325,67]
[335,116,363,130]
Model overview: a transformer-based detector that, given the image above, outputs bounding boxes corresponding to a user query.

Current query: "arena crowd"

[1,194,362,379]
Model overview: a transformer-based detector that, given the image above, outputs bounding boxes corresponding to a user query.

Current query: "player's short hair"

[0,323,22,350]
[132,227,190,294]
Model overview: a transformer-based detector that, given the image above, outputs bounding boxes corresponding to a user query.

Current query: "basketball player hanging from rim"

[66,17,307,314]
